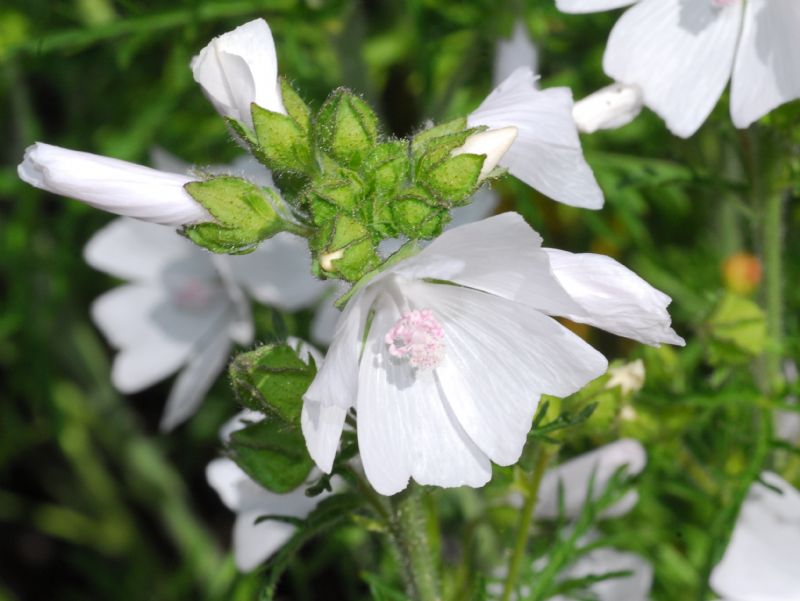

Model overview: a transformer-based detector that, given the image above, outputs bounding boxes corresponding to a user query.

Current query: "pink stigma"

[385,309,445,370]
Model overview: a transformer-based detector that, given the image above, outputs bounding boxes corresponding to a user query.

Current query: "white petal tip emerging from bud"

[573,83,643,134]
[452,126,518,181]
[320,249,344,272]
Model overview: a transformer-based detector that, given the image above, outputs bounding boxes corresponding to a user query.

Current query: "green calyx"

[182,176,286,254]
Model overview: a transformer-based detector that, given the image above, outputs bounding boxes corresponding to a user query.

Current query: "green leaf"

[252,103,313,173]
[316,88,379,168]
[707,292,767,361]
[229,343,317,425]
[182,177,284,254]
[228,418,314,494]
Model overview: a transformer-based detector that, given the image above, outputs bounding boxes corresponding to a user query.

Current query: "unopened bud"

[722,252,762,295]
[573,83,643,134]
[320,249,344,272]
[606,359,646,396]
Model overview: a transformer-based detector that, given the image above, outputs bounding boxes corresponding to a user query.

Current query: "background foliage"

[1,1,798,599]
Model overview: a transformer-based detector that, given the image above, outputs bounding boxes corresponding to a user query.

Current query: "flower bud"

[451,126,518,181]
[722,252,762,295]
[606,359,646,396]
[572,83,643,134]
[316,88,379,169]
[191,19,286,127]
[18,143,210,226]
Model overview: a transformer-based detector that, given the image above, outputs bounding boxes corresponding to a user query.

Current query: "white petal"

[412,282,608,466]
[219,409,266,443]
[557,0,638,13]
[554,547,653,601]
[18,143,209,226]
[301,401,348,473]
[494,20,538,87]
[228,233,327,311]
[356,295,492,495]
[91,284,227,392]
[448,186,500,228]
[730,0,800,129]
[572,82,643,134]
[536,439,647,519]
[469,69,604,209]
[206,457,252,511]
[149,147,192,175]
[544,248,685,347]
[451,127,518,181]
[160,331,232,431]
[603,0,743,138]
[710,472,800,600]
[233,511,296,572]
[393,213,585,317]
[191,19,285,126]
[310,295,342,347]
[83,218,192,282]
[304,288,377,410]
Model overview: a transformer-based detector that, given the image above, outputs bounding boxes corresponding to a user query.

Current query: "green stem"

[762,187,785,394]
[389,486,441,601]
[500,448,551,601]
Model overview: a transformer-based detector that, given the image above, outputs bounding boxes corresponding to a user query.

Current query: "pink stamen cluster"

[385,309,445,370]
[175,279,214,310]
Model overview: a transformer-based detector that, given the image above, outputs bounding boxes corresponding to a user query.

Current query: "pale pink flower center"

[711,0,736,7]
[175,278,215,310]
[385,309,445,369]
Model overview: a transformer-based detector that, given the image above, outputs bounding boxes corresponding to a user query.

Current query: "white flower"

[17,143,210,226]
[710,471,800,601]
[207,405,333,572]
[302,213,682,495]
[468,68,604,209]
[550,545,653,601]
[191,18,286,126]
[573,82,644,134]
[494,20,539,87]
[606,359,646,395]
[557,0,800,137]
[534,439,647,520]
[452,127,519,182]
[85,215,325,430]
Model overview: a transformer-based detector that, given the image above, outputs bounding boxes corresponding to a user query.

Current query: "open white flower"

[86,216,325,430]
[550,545,653,601]
[557,0,800,137]
[18,143,210,226]
[710,471,800,601]
[302,213,682,495]
[534,439,647,520]
[468,68,604,209]
[191,18,286,126]
[207,407,333,572]
[494,20,538,87]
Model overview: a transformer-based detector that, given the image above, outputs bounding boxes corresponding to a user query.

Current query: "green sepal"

[363,141,411,192]
[316,88,379,169]
[422,152,485,205]
[229,342,317,425]
[228,418,314,494]
[305,168,365,222]
[225,117,259,147]
[182,176,284,254]
[280,78,312,134]
[252,103,313,173]
[411,117,468,157]
[391,187,447,239]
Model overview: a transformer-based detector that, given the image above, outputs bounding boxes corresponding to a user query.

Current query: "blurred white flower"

[494,20,538,87]
[710,471,800,601]
[469,68,604,209]
[303,212,682,495]
[573,82,643,133]
[191,18,286,126]
[606,359,646,396]
[533,439,647,520]
[557,0,800,137]
[18,143,210,226]
[207,403,334,572]
[775,360,800,444]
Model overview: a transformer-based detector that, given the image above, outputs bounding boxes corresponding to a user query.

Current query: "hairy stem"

[500,447,551,601]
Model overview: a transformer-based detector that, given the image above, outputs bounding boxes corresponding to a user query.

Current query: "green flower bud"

[411,117,468,158]
[183,176,285,254]
[251,103,313,174]
[315,214,380,281]
[316,88,379,169]
[305,168,366,224]
[391,187,447,239]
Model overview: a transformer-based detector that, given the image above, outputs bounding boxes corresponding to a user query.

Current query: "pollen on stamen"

[385,309,445,370]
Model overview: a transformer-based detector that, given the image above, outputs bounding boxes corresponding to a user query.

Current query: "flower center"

[711,0,736,7]
[385,309,445,370]
[174,278,215,310]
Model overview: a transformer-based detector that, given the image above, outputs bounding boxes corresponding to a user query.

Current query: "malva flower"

[469,68,605,209]
[557,0,800,137]
[302,213,683,495]
[18,143,210,226]
[572,83,644,134]
[191,18,286,126]
[207,406,335,572]
[710,471,800,600]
